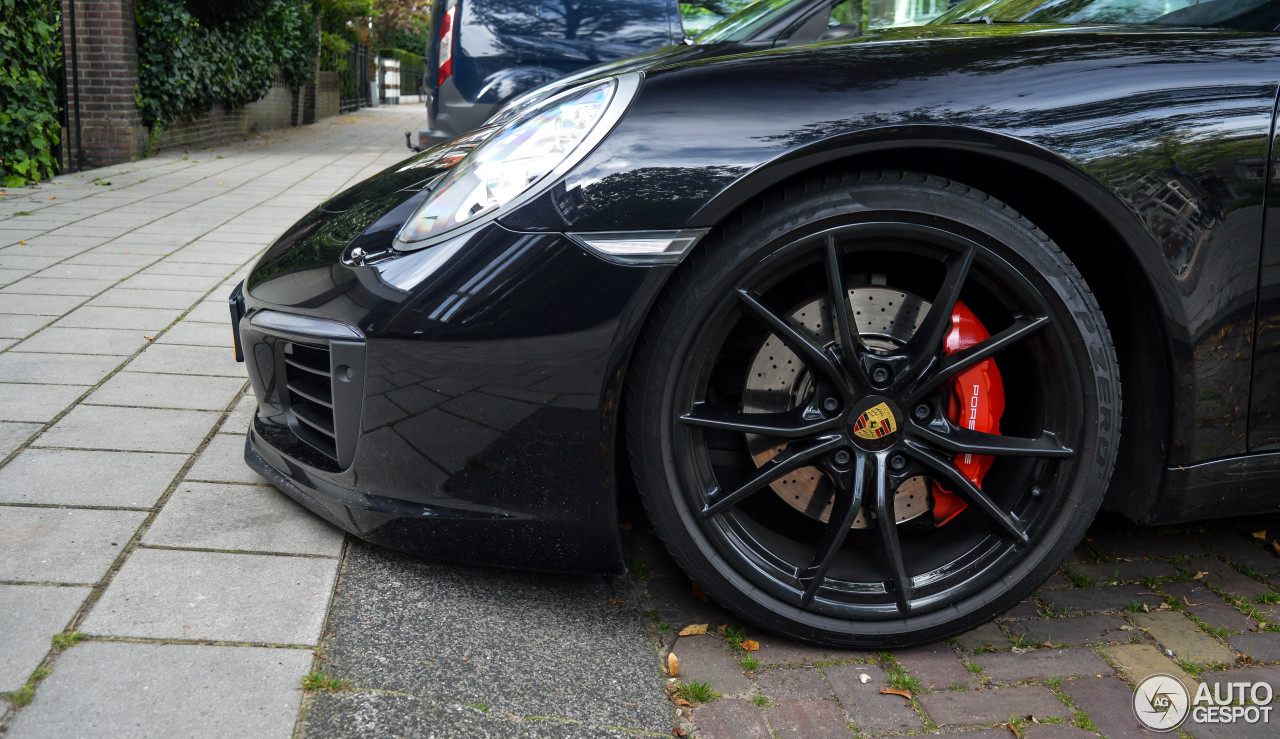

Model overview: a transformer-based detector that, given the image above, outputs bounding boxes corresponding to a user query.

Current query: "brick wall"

[157,67,296,151]
[61,0,147,169]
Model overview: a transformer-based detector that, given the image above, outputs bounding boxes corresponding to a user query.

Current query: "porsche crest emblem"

[852,402,897,440]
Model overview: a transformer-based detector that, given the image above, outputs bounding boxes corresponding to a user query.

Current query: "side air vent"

[282,342,337,460]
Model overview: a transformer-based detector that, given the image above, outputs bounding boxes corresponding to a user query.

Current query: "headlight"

[396,74,638,248]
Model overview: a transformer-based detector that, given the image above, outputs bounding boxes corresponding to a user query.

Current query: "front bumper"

[233,222,675,573]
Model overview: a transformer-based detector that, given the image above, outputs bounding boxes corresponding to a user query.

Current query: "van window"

[681,0,758,36]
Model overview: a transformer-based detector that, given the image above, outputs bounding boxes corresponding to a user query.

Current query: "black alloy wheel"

[627,171,1120,646]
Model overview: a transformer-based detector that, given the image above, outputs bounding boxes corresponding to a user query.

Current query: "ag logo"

[1134,673,1190,731]
[853,402,897,440]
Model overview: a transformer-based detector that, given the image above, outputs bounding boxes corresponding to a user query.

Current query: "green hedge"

[0,0,62,187]
[135,0,319,131]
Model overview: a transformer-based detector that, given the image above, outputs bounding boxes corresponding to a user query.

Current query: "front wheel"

[626,171,1120,647]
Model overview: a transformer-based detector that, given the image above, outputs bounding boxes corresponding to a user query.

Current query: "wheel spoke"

[903,440,1029,544]
[899,245,975,381]
[911,423,1073,458]
[823,236,869,386]
[681,402,840,439]
[702,436,844,517]
[873,452,913,615]
[735,288,843,385]
[798,453,866,606]
[906,314,1050,402]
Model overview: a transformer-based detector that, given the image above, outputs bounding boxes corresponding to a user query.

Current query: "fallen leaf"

[672,728,688,738]
[880,687,912,700]
[741,639,760,652]
[1194,571,1208,580]
[690,583,710,603]
[675,698,692,707]
[716,624,727,635]
[19,240,26,245]
[618,522,632,530]
[1157,603,1171,610]
[607,599,624,604]
[143,335,153,341]
[1272,540,1280,556]
[1142,603,1151,612]
[1011,646,1030,654]
[859,673,871,684]
[667,652,680,677]
[1253,530,1267,541]
[678,624,708,637]
[1119,625,1133,631]
[1041,641,1055,648]
[47,195,55,199]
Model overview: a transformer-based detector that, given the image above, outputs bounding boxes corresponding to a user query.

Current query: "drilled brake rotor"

[742,287,932,528]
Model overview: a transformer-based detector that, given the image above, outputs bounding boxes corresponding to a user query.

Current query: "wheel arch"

[615,128,1182,525]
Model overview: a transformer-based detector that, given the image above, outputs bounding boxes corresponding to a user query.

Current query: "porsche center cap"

[850,399,900,448]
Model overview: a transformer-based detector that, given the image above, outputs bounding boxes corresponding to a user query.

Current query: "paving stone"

[1040,585,1163,614]
[87,372,245,411]
[1069,560,1181,584]
[0,421,40,456]
[0,584,89,692]
[6,642,310,738]
[0,293,84,315]
[693,698,772,739]
[756,666,833,699]
[12,327,151,355]
[919,686,1070,726]
[119,273,224,292]
[125,343,245,377]
[1039,572,1073,590]
[0,383,86,422]
[156,319,234,347]
[766,698,853,739]
[1006,615,1133,646]
[954,621,1011,652]
[1005,599,1045,619]
[0,507,143,583]
[220,394,256,434]
[185,432,264,483]
[0,351,123,384]
[893,642,976,689]
[1023,725,1100,738]
[1229,632,1280,662]
[1132,610,1236,664]
[82,548,337,644]
[1062,676,1152,739]
[38,405,216,453]
[1189,557,1277,602]
[0,448,186,507]
[1,276,116,296]
[826,663,923,735]
[1197,532,1280,576]
[751,632,874,667]
[36,263,139,280]
[1200,665,1280,697]
[54,305,181,330]
[1164,580,1233,606]
[975,646,1113,682]
[670,634,751,696]
[1105,644,1196,693]
[1189,604,1258,634]
[88,288,204,309]
[0,313,53,338]
[143,482,343,556]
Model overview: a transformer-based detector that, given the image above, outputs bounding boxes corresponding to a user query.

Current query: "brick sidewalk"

[635,515,1280,738]
[0,108,424,737]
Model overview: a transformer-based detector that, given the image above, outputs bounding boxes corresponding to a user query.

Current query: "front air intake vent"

[282,341,337,460]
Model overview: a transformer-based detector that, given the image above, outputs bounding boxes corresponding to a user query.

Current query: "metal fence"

[397,53,426,104]
[333,43,372,113]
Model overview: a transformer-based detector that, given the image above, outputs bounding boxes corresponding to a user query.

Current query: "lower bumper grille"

[282,341,338,460]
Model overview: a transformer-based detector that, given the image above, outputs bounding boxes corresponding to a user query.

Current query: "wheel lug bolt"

[913,404,931,421]
[1031,485,1043,498]
[821,396,840,413]
[833,450,851,466]
[889,454,906,471]
[871,366,891,385]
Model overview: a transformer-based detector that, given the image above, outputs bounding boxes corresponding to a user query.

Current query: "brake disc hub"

[742,287,930,528]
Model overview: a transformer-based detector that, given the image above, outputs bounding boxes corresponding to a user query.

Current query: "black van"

[418,0,861,148]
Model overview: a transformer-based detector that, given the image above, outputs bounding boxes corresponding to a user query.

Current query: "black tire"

[626,171,1120,647]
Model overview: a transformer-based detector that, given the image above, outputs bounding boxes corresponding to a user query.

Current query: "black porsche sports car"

[230,0,1280,647]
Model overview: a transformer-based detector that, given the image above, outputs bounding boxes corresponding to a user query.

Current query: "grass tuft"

[676,681,720,704]
[301,670,351,691]
[50,631,83,649]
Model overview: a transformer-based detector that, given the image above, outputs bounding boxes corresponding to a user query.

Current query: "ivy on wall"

[134,0,319,132]
[0,0,62,187]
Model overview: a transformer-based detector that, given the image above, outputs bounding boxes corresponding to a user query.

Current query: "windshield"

[934,0,1280,27]
[696,0,808,43]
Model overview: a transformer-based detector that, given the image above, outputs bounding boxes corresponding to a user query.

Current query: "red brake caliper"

[931,301,1005,526]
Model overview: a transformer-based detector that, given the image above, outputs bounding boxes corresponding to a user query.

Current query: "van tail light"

[438,3,456,86]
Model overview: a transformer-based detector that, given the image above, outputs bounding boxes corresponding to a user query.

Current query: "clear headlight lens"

[397,79,617,246]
